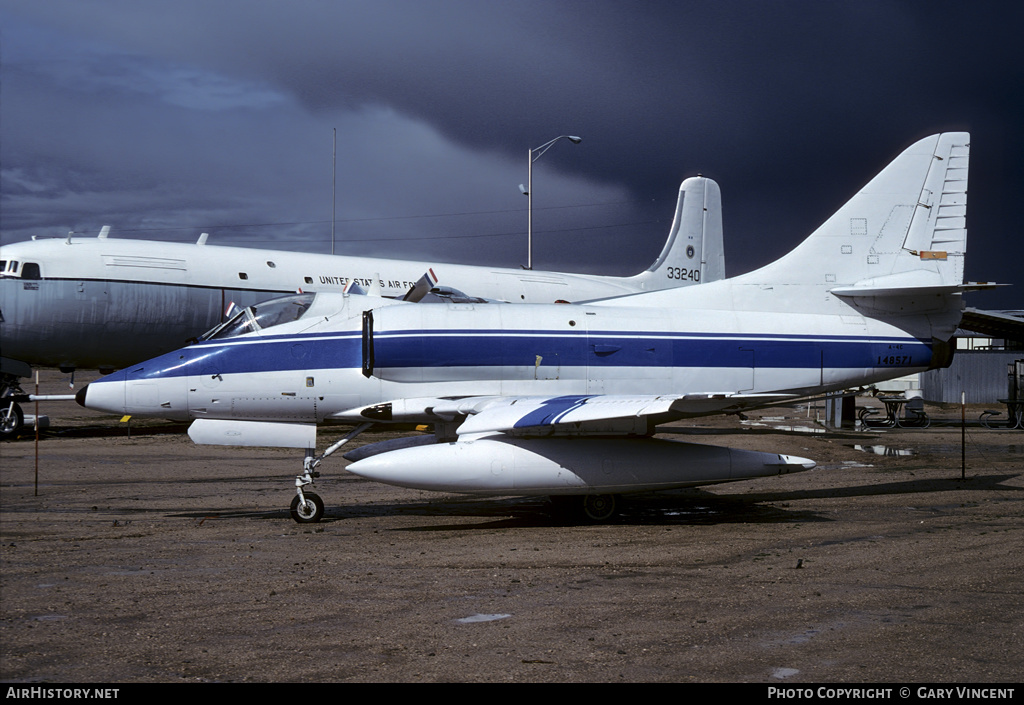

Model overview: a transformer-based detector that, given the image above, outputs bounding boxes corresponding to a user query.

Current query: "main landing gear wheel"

[582,494,618,522]
[550,494,620,523]
[1,402,24,441]
[290,492,324,523]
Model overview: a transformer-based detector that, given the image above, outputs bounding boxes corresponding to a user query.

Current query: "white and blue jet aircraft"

[1,176,723,438]
[77,133,986,522]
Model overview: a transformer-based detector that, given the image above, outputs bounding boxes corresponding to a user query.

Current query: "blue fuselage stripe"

[121,328,932,382]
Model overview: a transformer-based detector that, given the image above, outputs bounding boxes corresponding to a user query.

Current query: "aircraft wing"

[332,392,798,436]
[451,393,798,435]
[450,395,679,435]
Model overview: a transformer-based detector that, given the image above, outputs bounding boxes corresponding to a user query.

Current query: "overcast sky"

[1,1,1020,309]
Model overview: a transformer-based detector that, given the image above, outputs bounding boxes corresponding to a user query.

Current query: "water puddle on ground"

[741,420,826,434]
[455,613,511,624]
[852,444,916,457]
[771,667,800,679]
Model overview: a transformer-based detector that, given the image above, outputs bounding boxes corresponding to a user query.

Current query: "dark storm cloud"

[1,1,1020,307]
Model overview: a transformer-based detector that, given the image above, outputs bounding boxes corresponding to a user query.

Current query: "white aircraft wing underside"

[354,392,798,436]
[451,395,680,435]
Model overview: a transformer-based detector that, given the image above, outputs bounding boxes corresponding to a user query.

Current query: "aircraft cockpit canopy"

[419,286,490,304]
[200,293,315,341]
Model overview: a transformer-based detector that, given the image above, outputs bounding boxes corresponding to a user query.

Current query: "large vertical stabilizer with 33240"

[622,175,725,290]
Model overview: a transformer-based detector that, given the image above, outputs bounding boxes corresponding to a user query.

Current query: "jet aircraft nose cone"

[75,374,128,415]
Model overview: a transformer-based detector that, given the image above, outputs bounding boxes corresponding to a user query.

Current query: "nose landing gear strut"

[290,422,372,523]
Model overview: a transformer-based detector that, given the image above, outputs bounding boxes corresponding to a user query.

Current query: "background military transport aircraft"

[77,133,988,522]
[0,176,724,438]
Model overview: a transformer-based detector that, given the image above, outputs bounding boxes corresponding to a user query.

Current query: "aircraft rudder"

[701,177,725,282]
[905,132,970,256]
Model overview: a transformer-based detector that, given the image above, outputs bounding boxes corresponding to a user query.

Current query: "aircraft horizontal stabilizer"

[831,281,1008,298]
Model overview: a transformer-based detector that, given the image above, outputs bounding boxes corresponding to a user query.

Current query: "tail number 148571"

[877,354,911,366]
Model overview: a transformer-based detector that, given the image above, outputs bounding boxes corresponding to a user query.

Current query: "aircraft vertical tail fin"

[631,176,725,289]
[753,132,971,293]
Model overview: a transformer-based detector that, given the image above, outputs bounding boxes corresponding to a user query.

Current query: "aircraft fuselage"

[79,294,937,425]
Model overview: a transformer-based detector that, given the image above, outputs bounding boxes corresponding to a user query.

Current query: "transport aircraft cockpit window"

[1,260,41,278]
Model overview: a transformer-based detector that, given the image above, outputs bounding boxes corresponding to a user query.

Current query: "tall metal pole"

[34,371,39,496]
[524,135,581,271]
[527,147,534,270]
[332,128,337,256]
[961,390,966,480]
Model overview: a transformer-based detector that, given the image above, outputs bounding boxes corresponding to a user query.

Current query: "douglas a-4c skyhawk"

[77,133,992,522]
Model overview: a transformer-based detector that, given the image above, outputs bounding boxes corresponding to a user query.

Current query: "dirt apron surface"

[2,373,1022,683]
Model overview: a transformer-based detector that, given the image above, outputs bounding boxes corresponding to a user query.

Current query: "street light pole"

[526,147,534,270]
[523,135,581,270]
[332,127,337,256]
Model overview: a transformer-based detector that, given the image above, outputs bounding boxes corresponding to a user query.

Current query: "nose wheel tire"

[290,492,324,523]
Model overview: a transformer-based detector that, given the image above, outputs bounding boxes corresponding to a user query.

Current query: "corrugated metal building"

[921,352,1023,403]
[918,309,1024,403]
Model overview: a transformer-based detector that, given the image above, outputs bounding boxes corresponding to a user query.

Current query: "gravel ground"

[1,371,1022,683]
